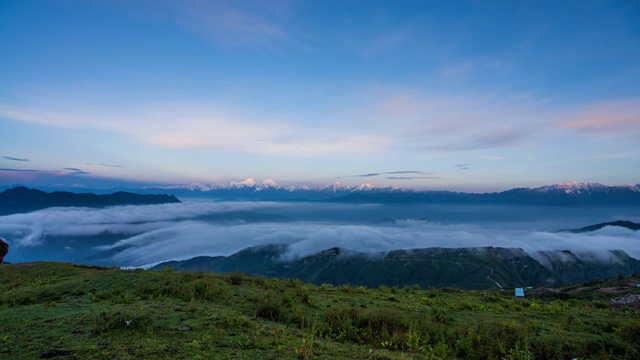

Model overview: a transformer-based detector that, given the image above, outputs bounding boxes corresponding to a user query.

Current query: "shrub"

[92,310,152,334]
[225,272,244,286]
[254,292,292,323]
[256,300,288,322]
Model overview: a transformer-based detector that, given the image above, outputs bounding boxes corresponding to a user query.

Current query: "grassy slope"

[0,263,639,359]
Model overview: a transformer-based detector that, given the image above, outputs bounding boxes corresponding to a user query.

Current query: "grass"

[0,262,639,359]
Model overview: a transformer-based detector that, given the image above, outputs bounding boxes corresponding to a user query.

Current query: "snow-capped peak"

[238,178,257,187]
[159,182,213,191]
[261,179,278,188]
[535,182,609,194]
[354,183,375,191]
[319,181,343,192]
[253,179,278,191]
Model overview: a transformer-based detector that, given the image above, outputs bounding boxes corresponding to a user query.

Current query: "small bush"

[92,310,152,334]
[256,300,287,322]
[225,272,244,286]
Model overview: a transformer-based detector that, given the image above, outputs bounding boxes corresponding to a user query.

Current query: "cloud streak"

[385,176,441,180]
[89,163,124,168]
[338,170,432,178]
[63,168,90,175]
[556,98,640,136]
[0,168,39,172]
[2,156,29,162]
[0,103,389,156]
[170,0,299,49]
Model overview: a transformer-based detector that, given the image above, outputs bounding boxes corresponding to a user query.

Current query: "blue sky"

[1,0,639,191]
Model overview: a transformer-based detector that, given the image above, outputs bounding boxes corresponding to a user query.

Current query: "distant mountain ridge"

[0,186,180,216]
[4,181,639,205]
[154,245,640,289]
[559,220,640,233]
[139,180,640,206]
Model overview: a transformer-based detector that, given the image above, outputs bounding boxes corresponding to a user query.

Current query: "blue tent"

[515,288,525,297]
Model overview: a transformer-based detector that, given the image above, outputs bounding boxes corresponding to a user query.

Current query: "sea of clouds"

[0,201,639,267]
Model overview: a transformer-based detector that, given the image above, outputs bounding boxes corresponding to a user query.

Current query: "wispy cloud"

[88,163,124,168]
[171,0,298,49]
[454,164,470,170]
[2,156,30,162]
[0,168,39,172]
[386,176,441,180]
[556,98,640,136]
[0,167,91,178]
[0,102,388,156]
[63,168,90,175]
[364,87,540,153]
[337,170,432,179]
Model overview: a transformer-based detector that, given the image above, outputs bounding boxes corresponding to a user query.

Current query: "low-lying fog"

[1,200,639,267]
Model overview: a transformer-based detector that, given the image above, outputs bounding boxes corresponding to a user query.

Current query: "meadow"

[1,262,639,359]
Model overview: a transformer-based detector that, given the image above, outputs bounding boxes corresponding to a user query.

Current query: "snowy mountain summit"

[147,180,640,205]
[533,181,640,194]
[161,179,379,193]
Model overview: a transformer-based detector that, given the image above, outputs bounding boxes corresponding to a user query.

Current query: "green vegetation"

[156,245,640,290]
[1,262,639,359]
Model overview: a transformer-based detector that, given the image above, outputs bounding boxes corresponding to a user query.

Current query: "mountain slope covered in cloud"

[154,245,640,289]
[1,198,639,291]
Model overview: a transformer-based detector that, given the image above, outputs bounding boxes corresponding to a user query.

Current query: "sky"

[1,0,639,192]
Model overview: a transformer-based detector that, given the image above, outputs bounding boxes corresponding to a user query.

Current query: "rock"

[177,325,192,331]
[40,349,71,358]
[0,237,8,264]
[610,294,640,305]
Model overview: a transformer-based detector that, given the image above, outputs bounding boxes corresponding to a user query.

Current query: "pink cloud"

[557,98,640,134]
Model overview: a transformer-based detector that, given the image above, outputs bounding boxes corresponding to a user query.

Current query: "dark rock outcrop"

[40,349,71,358]
[0,237,7,264]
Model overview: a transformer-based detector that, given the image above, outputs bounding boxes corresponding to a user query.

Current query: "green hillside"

[1,262,639,359]
[155,245,640,289]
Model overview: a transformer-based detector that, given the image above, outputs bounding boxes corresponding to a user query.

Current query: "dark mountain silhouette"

[154,245,640,289]
[0,186,180,215]
[559,220,640,233]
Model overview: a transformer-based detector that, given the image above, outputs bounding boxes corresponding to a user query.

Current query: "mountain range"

[0,186,180,216]
[3,181,639,206]
[141,180,640,206]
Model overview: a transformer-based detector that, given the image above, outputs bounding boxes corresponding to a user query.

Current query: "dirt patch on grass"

[567,286,589,293]
[600,287,628,294]
[2,262,37,267]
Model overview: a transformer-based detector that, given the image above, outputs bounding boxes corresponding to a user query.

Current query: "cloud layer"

[1,202,639,268]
